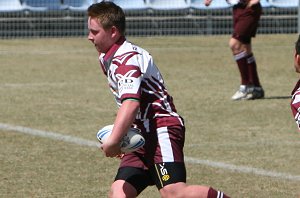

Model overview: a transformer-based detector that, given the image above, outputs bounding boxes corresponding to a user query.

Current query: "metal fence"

[0,0,298,38]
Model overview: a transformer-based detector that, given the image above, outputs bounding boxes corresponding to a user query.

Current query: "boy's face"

[87,17,115,53]
[294,50,300,73]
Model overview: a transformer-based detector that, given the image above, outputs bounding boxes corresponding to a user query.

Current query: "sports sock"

[207,187,230,198]
[247,53,261,87]
[234,51,249,85]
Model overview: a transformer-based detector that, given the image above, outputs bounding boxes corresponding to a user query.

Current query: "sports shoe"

[231,85,265,100]
[231,85,248,100]
[245,86,265,100]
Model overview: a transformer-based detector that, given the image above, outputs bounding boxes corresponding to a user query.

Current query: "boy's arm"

[205,0,213,6]
[248,0,260,7]
[101,99,140,157]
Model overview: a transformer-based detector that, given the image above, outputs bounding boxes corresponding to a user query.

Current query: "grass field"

[0,34,300,198]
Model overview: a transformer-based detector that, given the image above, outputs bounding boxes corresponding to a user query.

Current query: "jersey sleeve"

[115,65,142,102]
[291,80,300,131]
[291,94,300,131]
[291,93,300,132]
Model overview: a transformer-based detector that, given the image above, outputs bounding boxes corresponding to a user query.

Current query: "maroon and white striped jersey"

[291,80,300,131]
[99,37,184,130]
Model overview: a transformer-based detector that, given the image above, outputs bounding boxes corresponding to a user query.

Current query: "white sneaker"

[231,85,265,100]
[231,85,248,100]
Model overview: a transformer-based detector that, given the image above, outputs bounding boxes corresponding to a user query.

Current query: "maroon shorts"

[119,125,185,169]
[232,3,262,44]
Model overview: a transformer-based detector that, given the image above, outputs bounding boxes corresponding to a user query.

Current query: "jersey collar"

[103,36,126,63]
[99,36,126,76]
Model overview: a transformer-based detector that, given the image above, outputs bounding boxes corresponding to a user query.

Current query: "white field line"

[186,140,300,148]
[0,45,291,55]
[0,123,99,148]
[0,82,84,88]
[184,157,300,182]
[0,123,299,182]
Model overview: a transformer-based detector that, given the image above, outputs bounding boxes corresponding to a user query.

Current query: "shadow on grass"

[263,96,291,100]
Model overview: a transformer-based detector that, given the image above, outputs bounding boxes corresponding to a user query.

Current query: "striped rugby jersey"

[98,37,184,130]
[291,79,300,131]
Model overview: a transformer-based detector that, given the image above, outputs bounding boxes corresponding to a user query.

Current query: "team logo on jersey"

[116,70,141,95]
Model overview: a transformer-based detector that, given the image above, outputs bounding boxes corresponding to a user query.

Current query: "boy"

[291,34,300,131]
[205,0,264,100]
[87,1,230,198]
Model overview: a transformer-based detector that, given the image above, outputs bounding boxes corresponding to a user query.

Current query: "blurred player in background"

[205,0,264,100]
[291,34,300,131]
[87,1,230,198]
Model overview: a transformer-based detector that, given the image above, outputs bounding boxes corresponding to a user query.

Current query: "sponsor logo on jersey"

[116,70,141,95]
[159,163,170,181]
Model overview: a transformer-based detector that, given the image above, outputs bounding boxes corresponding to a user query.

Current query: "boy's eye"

[91,30,98,35]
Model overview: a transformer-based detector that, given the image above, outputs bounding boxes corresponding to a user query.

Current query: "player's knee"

[109,187,125,198]
[109,180,137,198]
[159,183,186,198]
[109,188,135,198]
[229,39,248,55]
[159,188,181,198]
[229,39,240,52]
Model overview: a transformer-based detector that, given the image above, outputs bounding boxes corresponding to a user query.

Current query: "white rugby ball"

[96,125,145,153]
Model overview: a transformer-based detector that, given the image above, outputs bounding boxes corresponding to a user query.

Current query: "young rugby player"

[87,1,230,198]
[205,0,264,100]
[291,35,300,131]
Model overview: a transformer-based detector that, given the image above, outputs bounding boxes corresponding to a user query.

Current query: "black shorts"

[114,162,186,195]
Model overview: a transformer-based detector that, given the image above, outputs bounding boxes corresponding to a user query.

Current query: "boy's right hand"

[100,137,122,158]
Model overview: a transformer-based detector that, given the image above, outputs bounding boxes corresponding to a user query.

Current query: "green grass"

[0,34,299,197]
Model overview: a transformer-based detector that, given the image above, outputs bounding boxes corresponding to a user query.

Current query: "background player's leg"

[229,38,250,100]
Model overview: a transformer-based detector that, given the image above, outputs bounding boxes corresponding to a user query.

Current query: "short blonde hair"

[88,1,126,36]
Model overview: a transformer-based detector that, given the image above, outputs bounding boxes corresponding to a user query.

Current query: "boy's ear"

[296,54,300,66]
[111,26,119,39]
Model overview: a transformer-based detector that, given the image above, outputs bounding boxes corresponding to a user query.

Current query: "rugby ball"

[96,125,145,153]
